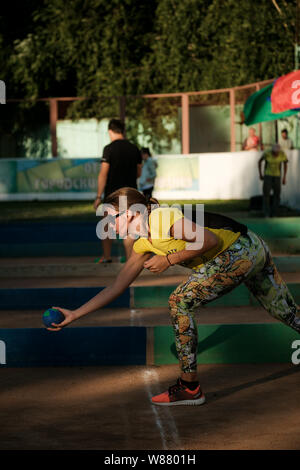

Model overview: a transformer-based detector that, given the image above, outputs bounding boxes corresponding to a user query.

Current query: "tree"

[197,0,296,89]
[1,0,297,151]
[5,0,298,99]
[139,0,212,94]
[8,0,156,101]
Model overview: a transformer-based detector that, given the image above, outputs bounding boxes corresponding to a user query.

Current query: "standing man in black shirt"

[94,119,142,263]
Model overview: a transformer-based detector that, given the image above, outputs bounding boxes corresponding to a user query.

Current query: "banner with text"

[0,153,299,210]
[0,158,100,200]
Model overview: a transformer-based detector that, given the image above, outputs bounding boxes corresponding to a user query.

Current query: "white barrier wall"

[281,150,300,210]
[0,151,299,209]
[153,150,300,209]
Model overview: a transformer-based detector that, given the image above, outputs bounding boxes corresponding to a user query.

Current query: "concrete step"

[1,218,300,257]
[1,238,300,257]
[0,256,300,279]
[1,217,300,242]
[0,280,300,310]
[0,305,280,329]
[0,271,299,288]
[0,276,300,310]
[0,316,298,367]
[0,260,190,279]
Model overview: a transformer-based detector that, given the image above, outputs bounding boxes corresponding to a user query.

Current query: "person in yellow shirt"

[46,187,300,406]
[258,143,288,217]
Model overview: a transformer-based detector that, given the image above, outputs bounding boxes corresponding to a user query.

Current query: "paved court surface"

[0,363,299,450]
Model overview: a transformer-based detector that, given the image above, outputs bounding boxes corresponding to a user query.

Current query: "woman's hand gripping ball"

[143,255,170,273]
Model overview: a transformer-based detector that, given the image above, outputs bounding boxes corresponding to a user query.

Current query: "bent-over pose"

[48,188,300,406]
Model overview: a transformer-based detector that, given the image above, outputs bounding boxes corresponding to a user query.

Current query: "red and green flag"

[244,74,300,126]
[271,70,300,113]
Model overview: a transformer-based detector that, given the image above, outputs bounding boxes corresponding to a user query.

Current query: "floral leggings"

[169,230,300,373]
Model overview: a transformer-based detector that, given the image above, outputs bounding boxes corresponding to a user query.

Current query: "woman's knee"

[168,292,182,314]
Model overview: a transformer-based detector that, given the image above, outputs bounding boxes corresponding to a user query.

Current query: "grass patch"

[160,199,250,212]
[0,201,97,222]
[0,199,298,222]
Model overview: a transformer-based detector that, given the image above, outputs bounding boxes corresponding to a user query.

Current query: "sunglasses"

[105,210,127,225]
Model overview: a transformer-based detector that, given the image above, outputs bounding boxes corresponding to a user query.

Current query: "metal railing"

[7,78,274,157]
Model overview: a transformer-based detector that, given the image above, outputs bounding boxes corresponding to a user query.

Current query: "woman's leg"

[263,175,272,217]
[168,232,266,381]
[142,187,153,198]
[168,287,199,381]
[271,176,281,217]
[244,238,300,331]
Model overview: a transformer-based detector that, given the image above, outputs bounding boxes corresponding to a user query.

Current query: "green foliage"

[0,0,297,152]
[198,0,296,89]
[140,0,212,93]
[4,0,298,98]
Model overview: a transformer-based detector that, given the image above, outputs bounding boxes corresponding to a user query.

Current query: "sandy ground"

[0,363,299,450]
[1,254,300,451]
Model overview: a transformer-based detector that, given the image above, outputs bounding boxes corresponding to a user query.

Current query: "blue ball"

[43,308,65,328]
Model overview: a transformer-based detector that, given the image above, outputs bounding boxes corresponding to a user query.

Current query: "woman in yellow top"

[48,187,300,406]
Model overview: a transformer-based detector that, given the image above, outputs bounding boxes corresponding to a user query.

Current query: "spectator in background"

[94,119,142,263]
[138,147,157,198]
[258,143,288,218]
[279,129,293,151]
[243,127,262,151]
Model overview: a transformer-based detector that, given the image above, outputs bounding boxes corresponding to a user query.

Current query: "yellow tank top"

[133,207,241,270]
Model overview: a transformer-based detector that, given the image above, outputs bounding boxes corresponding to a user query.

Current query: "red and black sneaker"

[151,378,206,406]
[93,256,112,264]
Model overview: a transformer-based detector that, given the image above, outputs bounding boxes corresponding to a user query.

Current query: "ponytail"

[144,193,159,213]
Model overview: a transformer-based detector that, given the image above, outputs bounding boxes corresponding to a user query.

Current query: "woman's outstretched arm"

[48,249,152,331]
